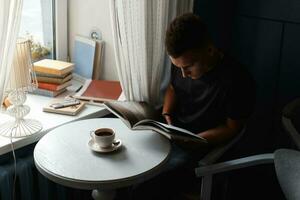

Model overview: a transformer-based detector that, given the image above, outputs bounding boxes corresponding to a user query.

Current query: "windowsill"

[0,83,110,156]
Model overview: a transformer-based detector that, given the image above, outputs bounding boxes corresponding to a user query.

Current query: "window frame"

[53,0,68,61]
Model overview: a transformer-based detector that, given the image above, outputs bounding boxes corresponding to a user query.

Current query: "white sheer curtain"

[0,0,23,106]
[110,0,193,106]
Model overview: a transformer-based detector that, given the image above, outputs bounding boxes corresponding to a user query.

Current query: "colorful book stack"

[31,59,74,97]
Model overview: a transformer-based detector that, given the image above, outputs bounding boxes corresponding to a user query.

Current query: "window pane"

[19,0,54,61]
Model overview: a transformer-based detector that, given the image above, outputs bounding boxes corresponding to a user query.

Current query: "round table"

[34,118,171,200]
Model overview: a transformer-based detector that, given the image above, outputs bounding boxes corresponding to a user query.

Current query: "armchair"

[196,149,300,200]
[197,127,246,200]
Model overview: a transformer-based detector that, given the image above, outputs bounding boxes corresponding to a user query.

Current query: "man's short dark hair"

[165,13,210,58]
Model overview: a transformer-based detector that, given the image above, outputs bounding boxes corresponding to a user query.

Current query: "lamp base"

[0,119,42,138]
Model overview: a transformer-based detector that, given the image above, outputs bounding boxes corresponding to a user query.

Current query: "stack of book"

[31,59,74,97]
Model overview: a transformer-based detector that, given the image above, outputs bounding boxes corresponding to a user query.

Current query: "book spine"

[35,72,68,78]
[29,88,57,97]
[33,66,73,76]
[36,74,72,84]
[38,82,59,91]
[37,76,64,84]
[34,67,62,76]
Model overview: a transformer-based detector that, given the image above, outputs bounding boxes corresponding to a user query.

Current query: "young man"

[163,13,255,147]
[133,13,255,199]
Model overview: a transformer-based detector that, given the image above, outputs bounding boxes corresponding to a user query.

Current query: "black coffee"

[95,131,113,136]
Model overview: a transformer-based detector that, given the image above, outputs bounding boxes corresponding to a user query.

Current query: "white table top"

[34,118,171,190]
[0,91,109,156]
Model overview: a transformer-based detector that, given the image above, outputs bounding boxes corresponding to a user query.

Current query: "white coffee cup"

[90,128,115,148]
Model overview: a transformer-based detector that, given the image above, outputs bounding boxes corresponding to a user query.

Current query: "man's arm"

[198,118,246,146]
[162,84,176,124]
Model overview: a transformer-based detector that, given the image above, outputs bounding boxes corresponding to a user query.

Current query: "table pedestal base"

[92,189,116,200]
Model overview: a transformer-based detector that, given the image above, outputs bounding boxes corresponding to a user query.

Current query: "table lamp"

[0,38,42,138]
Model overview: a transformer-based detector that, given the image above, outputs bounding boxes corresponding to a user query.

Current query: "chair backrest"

[282,98,300,149]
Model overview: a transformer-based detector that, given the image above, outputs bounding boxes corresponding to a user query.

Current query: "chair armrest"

[196,153,274,177]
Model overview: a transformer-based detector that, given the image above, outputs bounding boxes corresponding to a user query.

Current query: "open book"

[103,101,207,144]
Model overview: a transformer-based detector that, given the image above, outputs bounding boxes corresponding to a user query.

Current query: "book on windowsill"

[73,79,122,103]
[103,101,208,144]
[92,39,105,80]
[73,36,96,79]
[36,73,72,84]
[43,99,85,116]
[35,71,71,79]
[29,88,67,97]
[33,59,74,76]
[37,80,72,91]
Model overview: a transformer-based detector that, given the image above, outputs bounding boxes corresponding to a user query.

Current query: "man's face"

[170,49,211,79]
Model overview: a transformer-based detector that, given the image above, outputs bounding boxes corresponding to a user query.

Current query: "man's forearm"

[162,84,176,115]
[162,84,176,124]
[198,126,237,146]
[198,119,245,146]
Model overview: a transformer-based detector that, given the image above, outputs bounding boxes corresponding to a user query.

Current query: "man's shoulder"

[211,53,254,91]
[220,54,252,80]
[221,53,244,72]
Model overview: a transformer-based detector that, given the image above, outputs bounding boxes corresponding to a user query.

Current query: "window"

[19,0,68,61]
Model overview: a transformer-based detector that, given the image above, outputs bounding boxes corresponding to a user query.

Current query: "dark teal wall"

[194,0,300,153]
[193,2,299,199]
[194,0,236,51]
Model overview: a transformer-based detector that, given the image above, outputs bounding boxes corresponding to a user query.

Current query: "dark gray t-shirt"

[171,54,255,133]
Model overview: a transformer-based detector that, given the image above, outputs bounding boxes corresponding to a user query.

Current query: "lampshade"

[6,38,38,92]
[0,38,42,138]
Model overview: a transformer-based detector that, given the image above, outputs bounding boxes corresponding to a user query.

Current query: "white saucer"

[88,139,122,153]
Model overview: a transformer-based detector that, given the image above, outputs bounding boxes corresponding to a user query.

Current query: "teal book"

[72,35,96,79]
